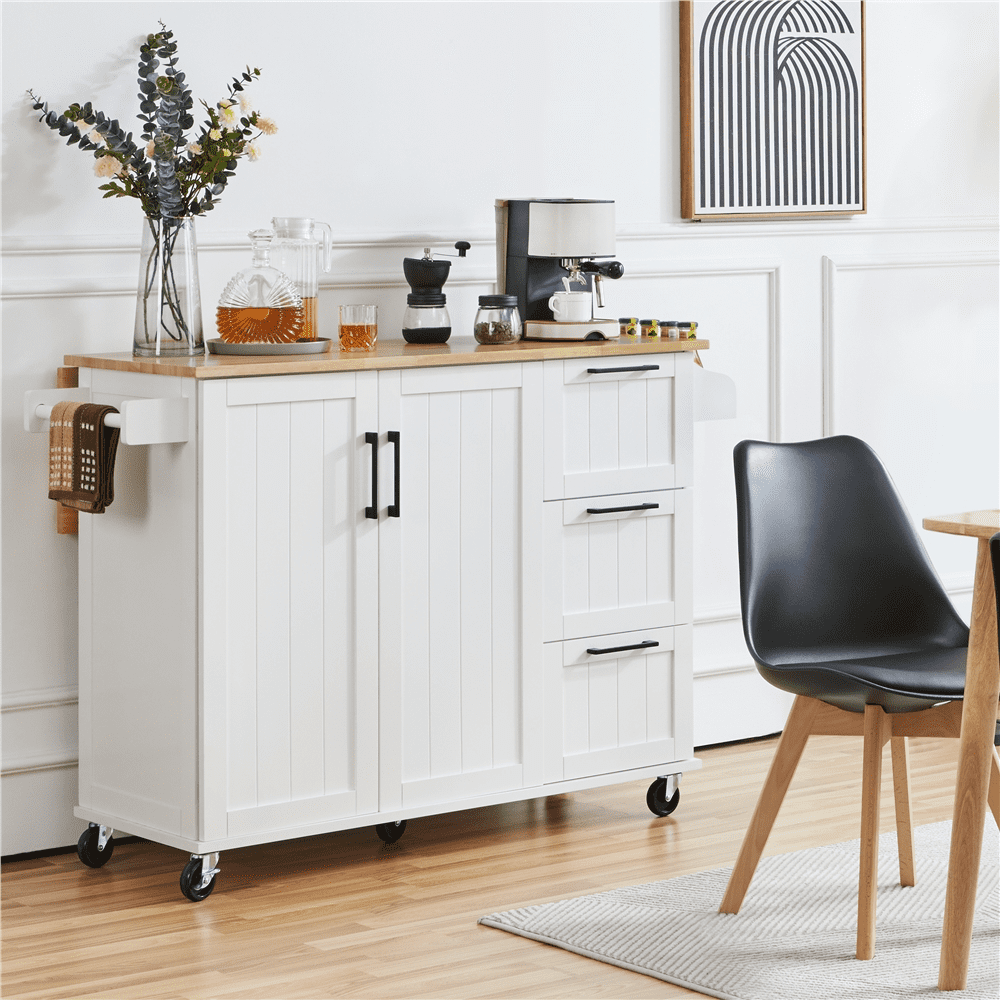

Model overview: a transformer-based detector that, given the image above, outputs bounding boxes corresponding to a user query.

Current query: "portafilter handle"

[580,260,624,309]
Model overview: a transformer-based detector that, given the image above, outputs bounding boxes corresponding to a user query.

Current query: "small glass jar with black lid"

[474,295,521,344]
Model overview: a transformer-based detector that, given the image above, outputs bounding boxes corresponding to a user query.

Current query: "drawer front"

[543,625,693,782]
[543,489,692,641]
[542,354,693,500]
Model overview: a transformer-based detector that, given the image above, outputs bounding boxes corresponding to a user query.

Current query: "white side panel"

[79,374,200,841]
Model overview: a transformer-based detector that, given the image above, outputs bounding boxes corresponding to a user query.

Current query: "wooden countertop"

[65,336,709,380]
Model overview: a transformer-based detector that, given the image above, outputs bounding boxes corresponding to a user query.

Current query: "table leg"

[938,537,1000,990]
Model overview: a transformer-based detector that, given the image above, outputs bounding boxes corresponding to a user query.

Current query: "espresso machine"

[495,198,624,340]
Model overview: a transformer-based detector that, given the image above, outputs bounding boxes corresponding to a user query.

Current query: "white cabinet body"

[74,352,698,856]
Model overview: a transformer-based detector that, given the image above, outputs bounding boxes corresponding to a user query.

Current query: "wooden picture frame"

[680,0,866,221]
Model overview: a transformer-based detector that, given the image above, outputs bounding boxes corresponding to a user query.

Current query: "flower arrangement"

[28,22,275,219]
[27,24,276,356]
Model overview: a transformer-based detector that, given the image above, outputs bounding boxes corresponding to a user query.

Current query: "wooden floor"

[3,735,964,999]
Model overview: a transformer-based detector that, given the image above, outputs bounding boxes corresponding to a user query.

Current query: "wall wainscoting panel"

[822,252,1000,586]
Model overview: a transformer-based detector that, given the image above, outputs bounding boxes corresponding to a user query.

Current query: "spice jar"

[677,321,693,340]
[661,320,679,341]
[640,318,659,338]
[474,295,521,344]
[619,316,639,339]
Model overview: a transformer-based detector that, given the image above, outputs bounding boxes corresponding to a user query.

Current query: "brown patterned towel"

[48,401,121,513]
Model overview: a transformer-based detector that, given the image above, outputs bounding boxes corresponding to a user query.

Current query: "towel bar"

[34,403,123,429]
[24,390,189,445]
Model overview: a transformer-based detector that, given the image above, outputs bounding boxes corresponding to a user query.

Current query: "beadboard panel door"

[543,489,693,641]
[543,625,693,783]
[542,354,693,501]
[377,364,546,811]
[200,373,380,842]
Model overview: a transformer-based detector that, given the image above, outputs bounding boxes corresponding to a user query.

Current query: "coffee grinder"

[401,241,471,344]
[495,198,624,340]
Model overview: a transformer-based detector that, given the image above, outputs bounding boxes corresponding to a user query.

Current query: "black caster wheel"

[180,857,218,902]
[375,820,407,844]
[76,825,114,868]
[646,777,681,817]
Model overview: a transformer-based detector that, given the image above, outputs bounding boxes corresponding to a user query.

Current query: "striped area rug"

[480,821,999,999]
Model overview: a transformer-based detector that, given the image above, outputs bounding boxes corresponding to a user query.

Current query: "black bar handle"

[586,364,660,374]
[365,432,378,519]
[586,502,660,515]
[388,430,400,517]
[585,639,660,656]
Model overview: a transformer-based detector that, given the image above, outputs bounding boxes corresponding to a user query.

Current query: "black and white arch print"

[690,0,865,216]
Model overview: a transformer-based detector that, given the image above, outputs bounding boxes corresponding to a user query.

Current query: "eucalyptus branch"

[29,26,272,220]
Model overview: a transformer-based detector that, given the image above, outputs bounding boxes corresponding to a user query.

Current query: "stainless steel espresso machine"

[495,198,624,340]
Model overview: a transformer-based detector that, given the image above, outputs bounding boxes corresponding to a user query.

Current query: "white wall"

[3,1,997,854]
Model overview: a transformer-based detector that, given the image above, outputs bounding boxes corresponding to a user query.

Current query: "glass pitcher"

[271,217,333,341]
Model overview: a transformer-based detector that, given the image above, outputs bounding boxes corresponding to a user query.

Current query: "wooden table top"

[64,336,709,380]
[922,510,1000,539]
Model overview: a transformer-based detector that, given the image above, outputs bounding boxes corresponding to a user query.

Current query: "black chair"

[719,435,977,960]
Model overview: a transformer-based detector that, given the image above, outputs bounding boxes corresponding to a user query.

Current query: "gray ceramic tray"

[207,338,333,356]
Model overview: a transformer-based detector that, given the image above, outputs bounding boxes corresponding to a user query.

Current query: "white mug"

[549,291,591,322]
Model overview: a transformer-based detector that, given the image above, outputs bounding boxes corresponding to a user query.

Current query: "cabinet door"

[543,489,693,641]
[376,364,545,811]
[200,373,379,842]
[543,625,693,783]
[542,353,693,500]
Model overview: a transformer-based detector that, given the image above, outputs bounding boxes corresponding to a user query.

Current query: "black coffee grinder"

[401,241,470,344]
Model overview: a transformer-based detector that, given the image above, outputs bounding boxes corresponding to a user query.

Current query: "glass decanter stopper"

[216,230,305,344]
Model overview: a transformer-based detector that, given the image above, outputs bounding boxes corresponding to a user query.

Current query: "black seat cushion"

[735,437,970,714]
[757,646,968,714]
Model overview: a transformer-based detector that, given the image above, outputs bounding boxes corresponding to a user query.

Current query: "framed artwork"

[680,0,866,220]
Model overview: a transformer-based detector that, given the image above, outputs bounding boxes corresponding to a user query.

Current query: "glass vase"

[133,215,204,357]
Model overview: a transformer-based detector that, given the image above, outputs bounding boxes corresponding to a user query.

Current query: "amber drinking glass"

[339,304,377,351]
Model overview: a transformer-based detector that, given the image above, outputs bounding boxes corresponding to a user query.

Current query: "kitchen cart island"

[57,336,708,899]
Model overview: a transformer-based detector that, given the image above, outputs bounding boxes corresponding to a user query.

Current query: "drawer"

[542,354,693,501]
[543,625,693,782]
[543,489,693,642]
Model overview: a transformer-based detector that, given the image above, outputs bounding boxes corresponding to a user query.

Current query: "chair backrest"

[734,436,968,667]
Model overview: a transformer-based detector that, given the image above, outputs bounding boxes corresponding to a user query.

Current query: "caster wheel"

[646,777,681,817]
[375,820,407,844]
[180,857,217,902]
[76,825,114,868]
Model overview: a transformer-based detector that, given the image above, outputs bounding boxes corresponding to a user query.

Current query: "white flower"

[94,155,124,178]
[246,142,261,162]
[256,116,277,135]
[188,142,202,156]
[209,128,222,141]
[218,102,238,128]
[238,94,253,113]
[145,140,156,158]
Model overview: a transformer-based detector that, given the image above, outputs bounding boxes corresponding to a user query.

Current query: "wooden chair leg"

[857,704,891,960]
[890,736,915,887]
[989,746,1000,830]
[719,695,819,914]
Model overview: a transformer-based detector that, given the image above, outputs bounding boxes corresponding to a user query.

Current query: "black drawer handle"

[586,364,660,374]
[388,430,400,518]
[365,432,378,519]
[585,640,660,656]
[586,502,660,515]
